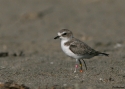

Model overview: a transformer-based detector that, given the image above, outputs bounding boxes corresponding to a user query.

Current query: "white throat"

[61,39,71,56]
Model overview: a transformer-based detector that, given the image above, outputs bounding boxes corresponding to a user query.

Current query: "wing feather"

[69,39,99,56]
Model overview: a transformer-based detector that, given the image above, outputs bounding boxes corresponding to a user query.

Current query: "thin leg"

[78,59,83,72]
[74,59,78,73]
[82,59,87,70]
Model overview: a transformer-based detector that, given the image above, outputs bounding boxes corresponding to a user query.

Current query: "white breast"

[61,40,83,59]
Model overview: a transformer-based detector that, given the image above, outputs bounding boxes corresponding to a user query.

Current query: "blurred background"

[0,0,125,89]
[0,0,125,54]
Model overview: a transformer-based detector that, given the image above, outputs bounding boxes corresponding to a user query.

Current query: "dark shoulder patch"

[64,40,73,46]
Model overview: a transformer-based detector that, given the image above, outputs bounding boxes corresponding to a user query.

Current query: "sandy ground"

[0,0,125,89]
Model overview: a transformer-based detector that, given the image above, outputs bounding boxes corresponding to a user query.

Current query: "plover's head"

[54,29,73,40]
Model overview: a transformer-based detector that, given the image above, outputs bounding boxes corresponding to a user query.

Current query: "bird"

[54,29,109,73]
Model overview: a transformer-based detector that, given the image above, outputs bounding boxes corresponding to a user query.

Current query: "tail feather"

[99,52,109,56]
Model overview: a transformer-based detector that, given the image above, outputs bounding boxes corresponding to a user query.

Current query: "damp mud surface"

[0,0,125,89]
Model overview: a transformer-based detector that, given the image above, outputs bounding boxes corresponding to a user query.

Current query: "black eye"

[63,33,67,35]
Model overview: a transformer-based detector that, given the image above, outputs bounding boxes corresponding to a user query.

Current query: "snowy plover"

[54,29,109,73]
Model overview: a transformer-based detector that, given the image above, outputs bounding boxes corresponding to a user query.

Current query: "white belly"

[61,40,83,59]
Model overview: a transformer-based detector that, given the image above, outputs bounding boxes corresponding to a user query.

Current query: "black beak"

[54,36,60,39]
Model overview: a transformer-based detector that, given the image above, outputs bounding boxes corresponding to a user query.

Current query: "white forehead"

[58,32,61,36]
